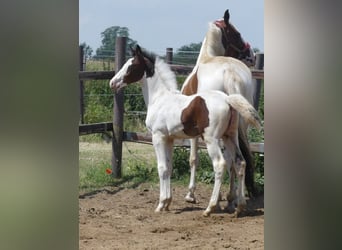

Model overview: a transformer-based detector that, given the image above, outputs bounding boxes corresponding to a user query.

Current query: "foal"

[109,45,261,216]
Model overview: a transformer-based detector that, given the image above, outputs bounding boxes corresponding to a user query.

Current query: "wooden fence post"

[253,53,264,110]
[79,45,85,124]
[166,48,173,64]
[112,37,127,178]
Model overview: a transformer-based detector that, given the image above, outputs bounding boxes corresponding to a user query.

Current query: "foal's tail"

[226,94,262,130]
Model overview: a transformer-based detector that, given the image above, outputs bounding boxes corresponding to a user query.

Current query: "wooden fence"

[79,37,264,177]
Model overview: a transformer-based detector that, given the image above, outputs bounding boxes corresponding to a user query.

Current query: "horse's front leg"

[153,134,174,212]
[185,137,199,203]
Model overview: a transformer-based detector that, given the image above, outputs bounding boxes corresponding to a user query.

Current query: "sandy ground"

[79,183,264,250]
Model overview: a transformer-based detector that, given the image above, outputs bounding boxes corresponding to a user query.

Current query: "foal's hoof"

[155,206,170,213]
[202,210,211,217]
[155,206,162,213]
[155,198,172,212]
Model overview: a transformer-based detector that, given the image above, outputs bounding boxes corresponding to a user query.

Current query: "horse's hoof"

[202,210,211,217]
[155,205,163,213]
[235,204,246,217]
[185,193,196,203]
[185,196,196,203]
[226,204,236,214]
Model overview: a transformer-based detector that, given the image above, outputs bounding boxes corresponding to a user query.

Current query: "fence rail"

[79,71,115,80]
[79,124,264,154]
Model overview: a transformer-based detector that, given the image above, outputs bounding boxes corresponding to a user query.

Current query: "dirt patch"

[79,183,263,249]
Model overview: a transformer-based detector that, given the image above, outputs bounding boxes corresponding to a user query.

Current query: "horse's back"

[196,57,253,104]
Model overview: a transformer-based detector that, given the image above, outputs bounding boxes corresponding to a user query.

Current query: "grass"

[80,139,222,189]
[79,136,264,193]
[79,139,158,192]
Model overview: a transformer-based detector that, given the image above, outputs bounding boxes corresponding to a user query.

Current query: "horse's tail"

[226,94,262,197]
[228,94,261,197]
[226,94,261,130]
[238,129,257,197]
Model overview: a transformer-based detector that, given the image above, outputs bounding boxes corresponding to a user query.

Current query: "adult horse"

[181,9,258,203]
[109,45,261,216]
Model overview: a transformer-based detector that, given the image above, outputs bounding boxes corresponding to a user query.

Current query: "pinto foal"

[110,45,261,216]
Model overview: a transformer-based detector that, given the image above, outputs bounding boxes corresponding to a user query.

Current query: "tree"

[95,26,137,59]
[80,42,93,60]
[253,47,260,53]
[173,42,202,65]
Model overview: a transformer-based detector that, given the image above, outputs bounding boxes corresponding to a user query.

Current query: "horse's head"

[214,9,255,67]
[109,45,155,91]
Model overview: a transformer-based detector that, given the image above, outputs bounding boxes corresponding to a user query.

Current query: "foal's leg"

[203,139,226,217]
[185,138,198,203]
[222,139,237,213]
[233,145,247,215]
[153,134,174,212]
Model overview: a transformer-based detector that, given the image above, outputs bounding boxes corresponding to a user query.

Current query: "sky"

[79,0,264,55]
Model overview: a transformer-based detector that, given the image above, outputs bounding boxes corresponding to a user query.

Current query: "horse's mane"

[154,57,178,91]
[140,47,156,65]
[140,48,178,91]
[204,22,225,57]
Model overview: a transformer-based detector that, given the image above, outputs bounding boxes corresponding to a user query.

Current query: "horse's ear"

[135,44,142,55]
[224,9,230,25]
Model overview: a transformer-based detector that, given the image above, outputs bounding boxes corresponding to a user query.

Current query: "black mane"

[139,47,156,65]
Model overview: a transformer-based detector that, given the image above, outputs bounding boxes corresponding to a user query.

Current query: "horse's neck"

[182,35,223,90]
[184,38,210,83]
[195,38,209,64]
[197,37,224,65]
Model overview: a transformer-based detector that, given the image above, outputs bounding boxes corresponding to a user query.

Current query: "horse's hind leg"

[223,109,247,216]
[185,138,198,203]
[226,138,247,216]
[222,140,237,213]
[203,139,226,216]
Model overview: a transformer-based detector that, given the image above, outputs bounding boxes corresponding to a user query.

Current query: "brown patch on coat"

[181,96,209,137]
[181,71,198,96]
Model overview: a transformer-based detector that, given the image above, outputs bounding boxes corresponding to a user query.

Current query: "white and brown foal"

[109,45,261,216]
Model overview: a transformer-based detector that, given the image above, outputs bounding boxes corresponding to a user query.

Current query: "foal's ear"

[224,9,230,25]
